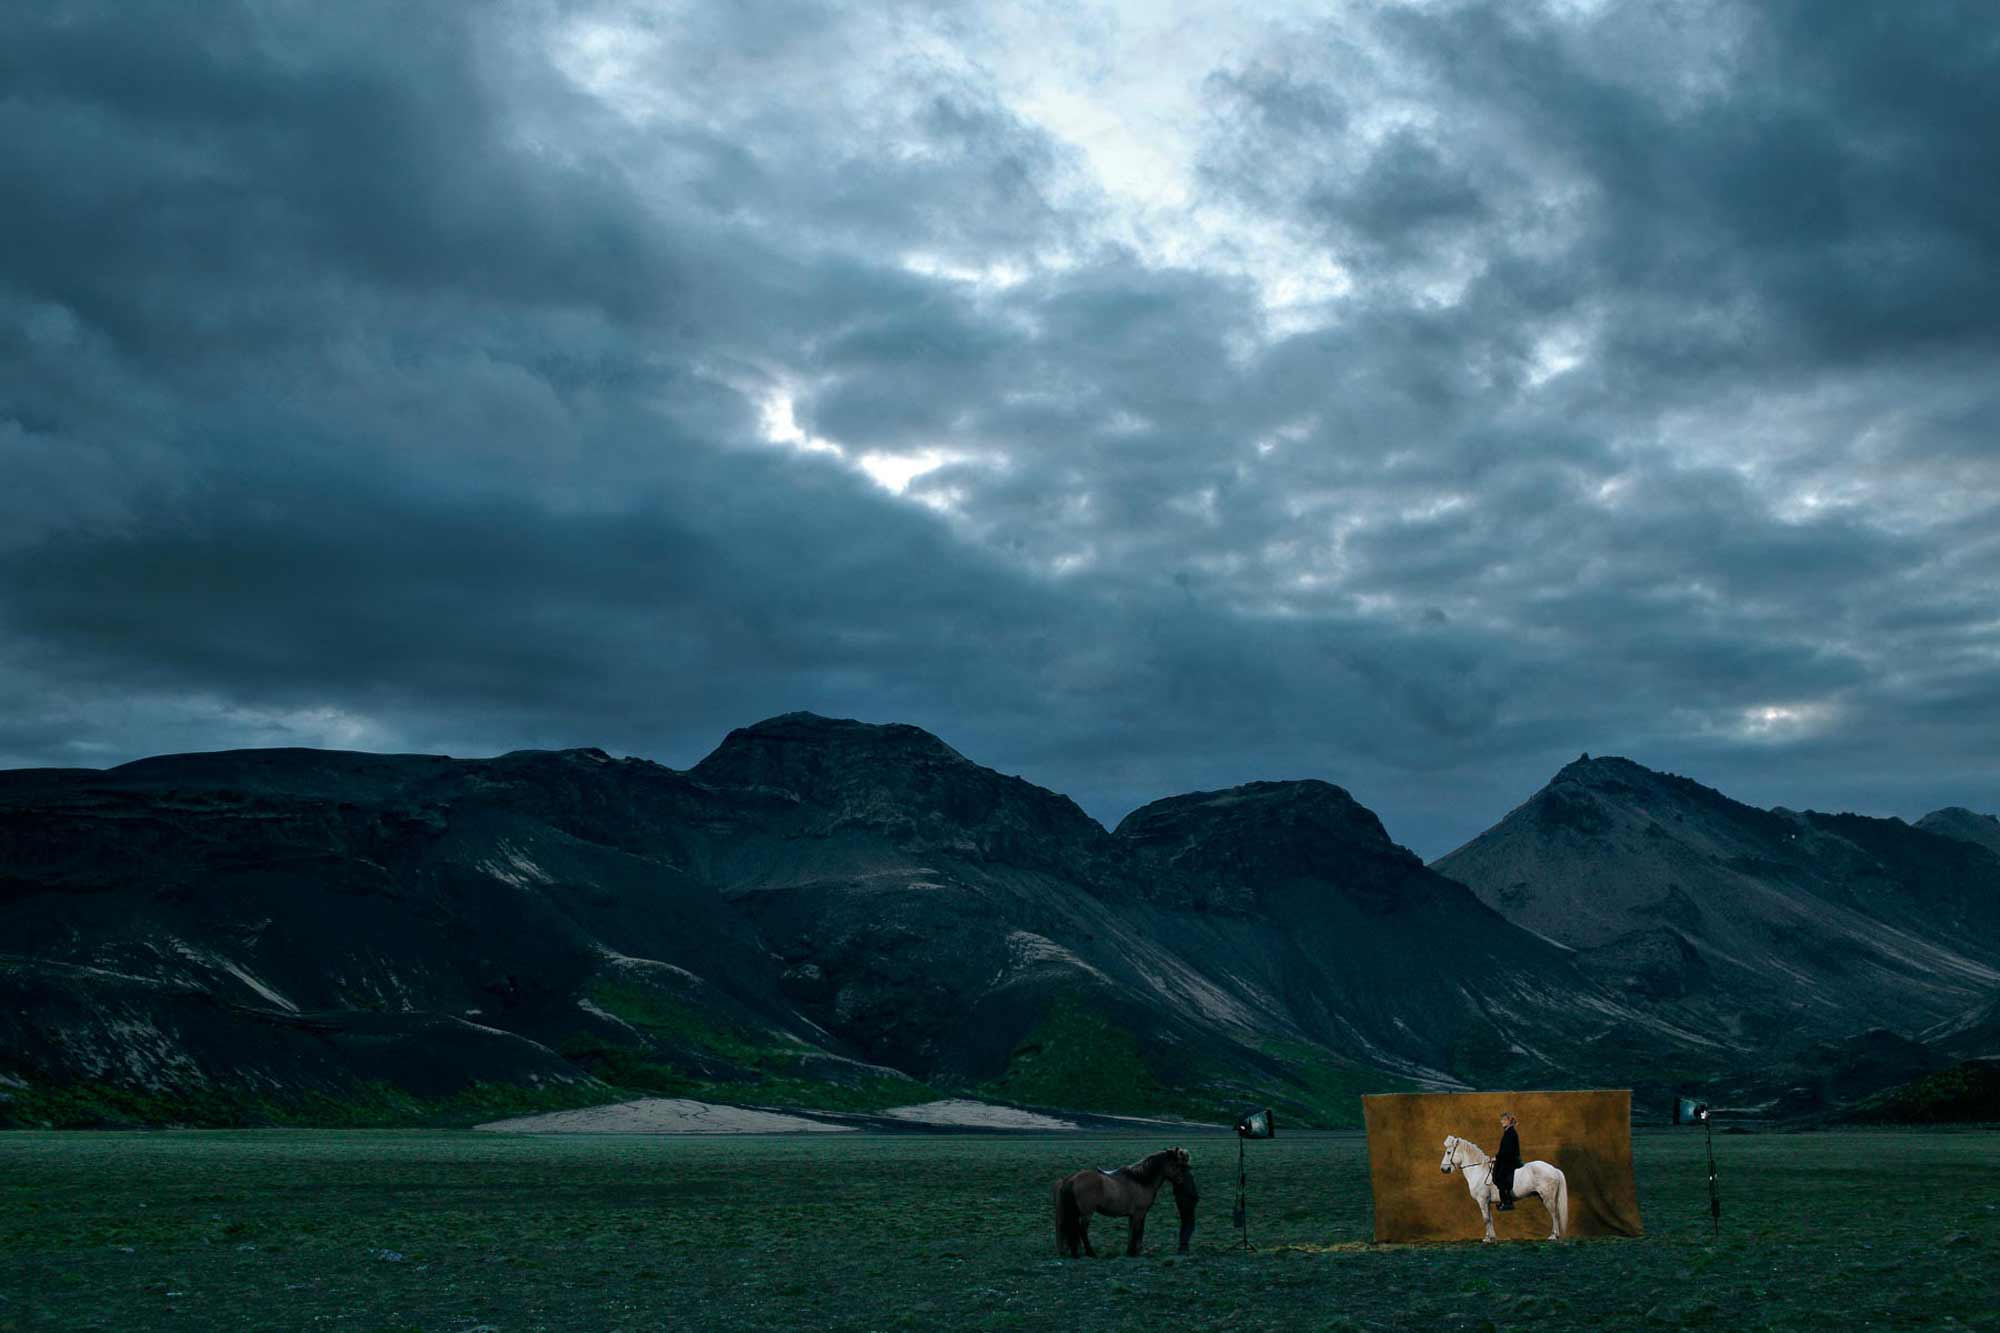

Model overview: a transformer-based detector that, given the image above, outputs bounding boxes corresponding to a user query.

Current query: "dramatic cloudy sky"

[3,1,1996,855]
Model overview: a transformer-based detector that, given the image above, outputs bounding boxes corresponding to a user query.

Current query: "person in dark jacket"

[1494,1112,1521,1210]
[1173,1174,1198,1253]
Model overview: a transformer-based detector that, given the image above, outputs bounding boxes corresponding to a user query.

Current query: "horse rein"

[1446,1139,1491,1171]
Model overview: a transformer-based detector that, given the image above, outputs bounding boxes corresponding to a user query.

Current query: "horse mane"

[1123,1149,1181,1185]
[1451,1135,1491,1165]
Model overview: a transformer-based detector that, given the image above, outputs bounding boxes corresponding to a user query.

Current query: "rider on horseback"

[1494,1113,1521,1210]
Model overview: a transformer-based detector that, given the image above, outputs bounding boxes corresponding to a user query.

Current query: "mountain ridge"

[3,718,1994,1127]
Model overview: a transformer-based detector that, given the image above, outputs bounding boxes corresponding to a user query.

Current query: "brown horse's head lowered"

[1053,1148,1196,1258]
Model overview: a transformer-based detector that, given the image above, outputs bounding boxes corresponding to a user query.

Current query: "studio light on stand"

[1232,1108,1275,1251]
[1674,1094,1721,1240]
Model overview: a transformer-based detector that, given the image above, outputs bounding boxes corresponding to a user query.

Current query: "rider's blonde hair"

[1500,1111,1516,1124]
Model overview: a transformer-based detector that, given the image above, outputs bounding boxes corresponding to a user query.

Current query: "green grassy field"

[2,1128,1995,1331]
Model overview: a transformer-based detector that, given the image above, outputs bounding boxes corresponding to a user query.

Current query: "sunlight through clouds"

[1733,703,1838,743]
[756,389,844,460]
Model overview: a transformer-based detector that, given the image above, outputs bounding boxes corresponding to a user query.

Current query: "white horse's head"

[1442,1135,1486,1173]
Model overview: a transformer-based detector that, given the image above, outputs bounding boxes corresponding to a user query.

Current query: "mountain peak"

[1115,778,1420,912]
[1535,753,1766,829]
[492,745,614,764]
[1550,753,1656,786]
[1916,807,2000,859]
[687,712,1108,867]
[1117,777,1389,837]
[1921,806,1999,826]
[690,713,972,787]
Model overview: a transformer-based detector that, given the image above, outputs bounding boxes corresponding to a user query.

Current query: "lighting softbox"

[1235,1108,1276,1139]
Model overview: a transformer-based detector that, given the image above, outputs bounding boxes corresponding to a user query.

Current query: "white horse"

[1440,1135,1569,1243]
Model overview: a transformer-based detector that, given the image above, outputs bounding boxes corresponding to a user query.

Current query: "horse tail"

[1055,1178,1082,1256]
[1556,1168,1570,1238]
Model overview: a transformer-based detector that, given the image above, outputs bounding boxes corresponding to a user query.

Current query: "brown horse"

[1053,1147,1194,1257]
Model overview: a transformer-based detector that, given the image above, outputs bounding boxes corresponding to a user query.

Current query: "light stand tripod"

[1704,1114,1721,1241]
[1232,1134,1252,1251]
[1231,1106,1273,1251]
[1677,1093,1721,1241]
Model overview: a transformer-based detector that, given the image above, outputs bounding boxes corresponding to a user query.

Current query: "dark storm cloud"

[1,0,1995,855]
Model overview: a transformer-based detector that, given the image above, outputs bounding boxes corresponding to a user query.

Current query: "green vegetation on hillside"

[0,978,939,1129]
[974,1000,1410,1128]
[584,980,783,1065]
[565,979,936,1113]
[1253,1039,1420,1129]
[1848,1059,2000,1124]
[0,1078,622,1131]
[978,997,1214,1120]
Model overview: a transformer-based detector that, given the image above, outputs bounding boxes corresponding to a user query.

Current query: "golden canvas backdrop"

[1362,1089,1643,1242]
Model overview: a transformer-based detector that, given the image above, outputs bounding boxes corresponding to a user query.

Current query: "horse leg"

[1079,1213,1097,1258]
[1127,1208,1147,1258]
[1480,1190,1495,1244]
[1056,1179,1086,1257]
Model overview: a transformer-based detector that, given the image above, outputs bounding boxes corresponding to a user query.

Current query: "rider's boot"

[1496,1186,1515,1211]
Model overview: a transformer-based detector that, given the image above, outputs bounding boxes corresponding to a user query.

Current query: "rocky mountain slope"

[1430,755,2000,1054]
[1926,991,2000,1060]
[0,743,921,1125]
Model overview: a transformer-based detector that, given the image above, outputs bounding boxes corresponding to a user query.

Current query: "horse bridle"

[1445,1137,1490,1173]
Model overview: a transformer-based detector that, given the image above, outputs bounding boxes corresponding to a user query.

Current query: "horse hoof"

[1481,1236,1494,1245]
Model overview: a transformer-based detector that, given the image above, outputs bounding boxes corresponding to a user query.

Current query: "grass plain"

[1,1127,1995,1331]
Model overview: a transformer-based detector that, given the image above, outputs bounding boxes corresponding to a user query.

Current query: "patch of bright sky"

[547,14,667,116]
[752,383,1008,508]
[969,1,1358,329]
[757,388,843,460]
[857,448,947,494]
[1525,318,1595,387]
[898,251,1032,290]
[1680,700,1832,740]
[1723,701,1838,743]
[551,2,1362,328]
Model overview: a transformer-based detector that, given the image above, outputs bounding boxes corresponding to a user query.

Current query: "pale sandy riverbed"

[476,1098,855,1134]
[476,1096,1119,1134]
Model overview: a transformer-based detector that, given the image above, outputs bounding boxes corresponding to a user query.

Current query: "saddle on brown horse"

[1053,1147,1195,1258]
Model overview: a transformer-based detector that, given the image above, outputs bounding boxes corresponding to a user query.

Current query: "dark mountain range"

[2,722,1991,1128]
[1430,755,2000,1055]
[2,715,1712,1128]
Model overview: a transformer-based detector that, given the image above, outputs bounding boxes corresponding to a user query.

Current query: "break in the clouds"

[2,0,1996,856]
